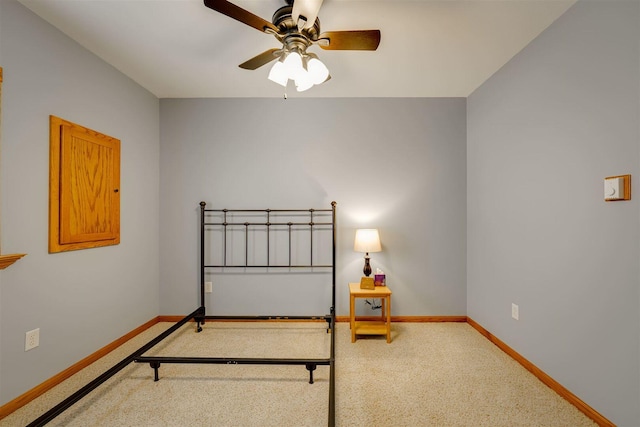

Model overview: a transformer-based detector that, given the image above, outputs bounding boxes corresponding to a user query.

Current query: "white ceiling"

[17,0,575,98]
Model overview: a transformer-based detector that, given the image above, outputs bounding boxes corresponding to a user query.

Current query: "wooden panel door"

[50,116,120,253]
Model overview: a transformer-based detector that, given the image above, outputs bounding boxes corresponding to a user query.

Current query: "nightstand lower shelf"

[353,321,388,336]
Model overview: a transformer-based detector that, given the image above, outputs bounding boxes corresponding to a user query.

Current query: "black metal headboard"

[200,202,336,269]
[198,201,337,317]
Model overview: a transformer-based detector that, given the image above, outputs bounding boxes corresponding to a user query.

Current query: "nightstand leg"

[386,295,391,343]
[350,295,356,342]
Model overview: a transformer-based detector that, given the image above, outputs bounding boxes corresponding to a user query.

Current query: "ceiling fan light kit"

[204,0,380,93]
[268,50,330,92]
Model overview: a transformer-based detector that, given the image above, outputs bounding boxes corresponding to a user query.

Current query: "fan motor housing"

[272,5,320,43]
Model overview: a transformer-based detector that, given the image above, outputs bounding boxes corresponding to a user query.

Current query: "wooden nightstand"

[349,282,392,343]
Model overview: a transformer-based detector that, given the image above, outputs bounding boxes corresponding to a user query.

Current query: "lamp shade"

[354,229,381,253]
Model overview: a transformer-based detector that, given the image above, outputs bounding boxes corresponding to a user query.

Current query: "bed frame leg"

[324,315,332,333]
[150,361,161,382]
[194,306,205,333]
[195,313,204,332]
[305,363,316,384]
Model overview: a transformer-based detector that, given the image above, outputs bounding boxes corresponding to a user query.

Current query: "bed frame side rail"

[26,308,203,427]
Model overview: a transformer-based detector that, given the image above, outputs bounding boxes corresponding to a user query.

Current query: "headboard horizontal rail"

[204,222,333,226]
[201,201,336,270]
[204,265,333,269]
[204,208,333,213]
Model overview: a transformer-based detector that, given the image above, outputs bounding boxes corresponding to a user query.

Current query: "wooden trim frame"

[0,316,615,427]
[467,317,614,427]
[0,253,27,269]
[0,317,160,420]
[49,116,120,253]
[335,315,467,323]
[0,67,28,268]
[604,174,631,201]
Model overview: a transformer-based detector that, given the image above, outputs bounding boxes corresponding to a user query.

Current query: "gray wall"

[0,0,160,404]
[1,0,637,423]
[0,0,4,400]
[467,1,640,425]
[159,98,467,318]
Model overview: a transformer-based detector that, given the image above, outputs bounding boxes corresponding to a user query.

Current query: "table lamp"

[354,229,381,277]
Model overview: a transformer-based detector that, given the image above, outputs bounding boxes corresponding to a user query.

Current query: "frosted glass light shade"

[295,71,314,92]
[268,61,288,87]
[307,57,329,84]
[354,229,381,253]
[283,51,304,81]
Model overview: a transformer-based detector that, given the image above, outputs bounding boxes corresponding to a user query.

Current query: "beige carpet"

[1,322,596,427]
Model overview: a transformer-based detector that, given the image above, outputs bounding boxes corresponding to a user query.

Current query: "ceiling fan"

[203,0,381,92]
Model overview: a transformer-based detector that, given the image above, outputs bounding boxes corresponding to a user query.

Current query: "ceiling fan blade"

[203,0,279,34]
[318,30,381,51]
[292,0,324,30]
[239,48,281,70]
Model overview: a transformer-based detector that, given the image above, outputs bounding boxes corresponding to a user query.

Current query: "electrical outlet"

[511,303,519,320]
[25,328,40,351]
[204,281,213,293]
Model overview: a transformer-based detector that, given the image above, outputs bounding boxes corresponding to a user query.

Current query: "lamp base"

[363,254,372,277]
[360,276,375,290]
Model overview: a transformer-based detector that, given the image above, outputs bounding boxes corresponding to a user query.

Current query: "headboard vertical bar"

[309,209,314,266]
[288,222,292,267]
[223,210,228,267]
[267,210,271,267]
[329,201,337,427]
[244,222,249,267]
[331,201,337,312]
[199,202,206,314]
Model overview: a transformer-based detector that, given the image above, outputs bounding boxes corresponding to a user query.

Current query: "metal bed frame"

[27,201,337,427]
